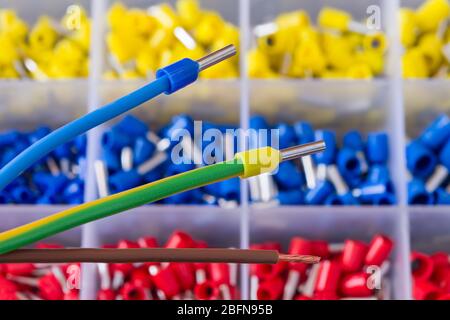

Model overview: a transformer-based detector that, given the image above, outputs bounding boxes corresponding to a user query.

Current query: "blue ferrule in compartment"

[408,179,435,205]
[133,137,156,166]
[293,121,314,144]
[343,130,364,151]
[305,180,334,205]
[337,148,362,179]
[102,127,133,151]
[109,170,142,193]
[438,139,450,170]
[275,123,296,149]
[278,189,304,205]
[156,58,199,94]
[406,140,437,178]
[274,161,303,190]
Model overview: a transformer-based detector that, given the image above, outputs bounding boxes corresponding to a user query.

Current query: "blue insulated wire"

[0,76,170,190]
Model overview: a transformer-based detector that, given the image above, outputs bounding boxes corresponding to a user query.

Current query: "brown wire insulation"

[0,248,320,264]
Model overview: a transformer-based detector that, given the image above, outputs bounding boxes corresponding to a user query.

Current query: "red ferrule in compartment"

[364,235,393,267]
[5,263,36,276]
[339,272,373,297]
[209,263,230,286]
[97,288,116,300]
[130,266,153,289]
[194,280,221,300]
[171,263,196,291]
[314,260,342,294]
[341,240,368,273]
[137,236,158,248]
[38,273,64,300]
[151,267,181,299]
[311,240,330,259]
[257,277,285,300]
[411,251,434,281]
[120,282,148,300]
[288,237,313,274]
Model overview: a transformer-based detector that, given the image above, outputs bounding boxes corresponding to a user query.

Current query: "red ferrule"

[5,263,36,277]
[35,243,64,249]
[194,280,221,300]
[252,261,287,280]
[117,239,139,249]
[257,277,285,300]
[130,266,153,289]
[137,236,159,248]
[339,272,373,297]
[311,240,330,259]
[411,251,434,281]
[364,235,393,267]
[341,240,368,273]
[63,290,79,300]
[288,237,313,274]
[97,288,116,300]
[313,291,339,300]
[263,242,282,252]
[151,267,181,299]
[165,231,196,248]
[38,273,64,300]
[430,266,450,291]
[314,260,342,294]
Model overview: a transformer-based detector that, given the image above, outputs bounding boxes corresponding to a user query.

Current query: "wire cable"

[0,45,237,190]
[0,248,321,264]
[0,141,325,256]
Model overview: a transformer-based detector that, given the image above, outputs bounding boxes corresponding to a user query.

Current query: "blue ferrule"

[109,170,141,193]
[156,58,199,94]
[337,148,362,178]
[313,130,336,164]
[116,115,149,138]
[438,139,450,170]
[218,178,240,200]
[367,164,391,184]
[435,188,450,204]
[274,161,303,190]
[294,121,314,144]
[408,179,435,205]
[367,132,389,164]
[133,137,156,166]
[420,114,450,151]
[305,180,334,205]
[343,130,364,151]
[275,123,296,149]
[406,140,437,178]
[102,127,133,151]
[103,148,121,172]
[278,189,304,205]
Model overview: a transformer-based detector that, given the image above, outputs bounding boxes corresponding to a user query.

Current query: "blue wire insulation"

[0,76,170,190]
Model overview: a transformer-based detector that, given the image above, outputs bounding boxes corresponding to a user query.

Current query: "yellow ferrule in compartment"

[234,147,281,178]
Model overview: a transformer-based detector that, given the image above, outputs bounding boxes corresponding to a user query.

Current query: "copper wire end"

[278,253,321,264]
